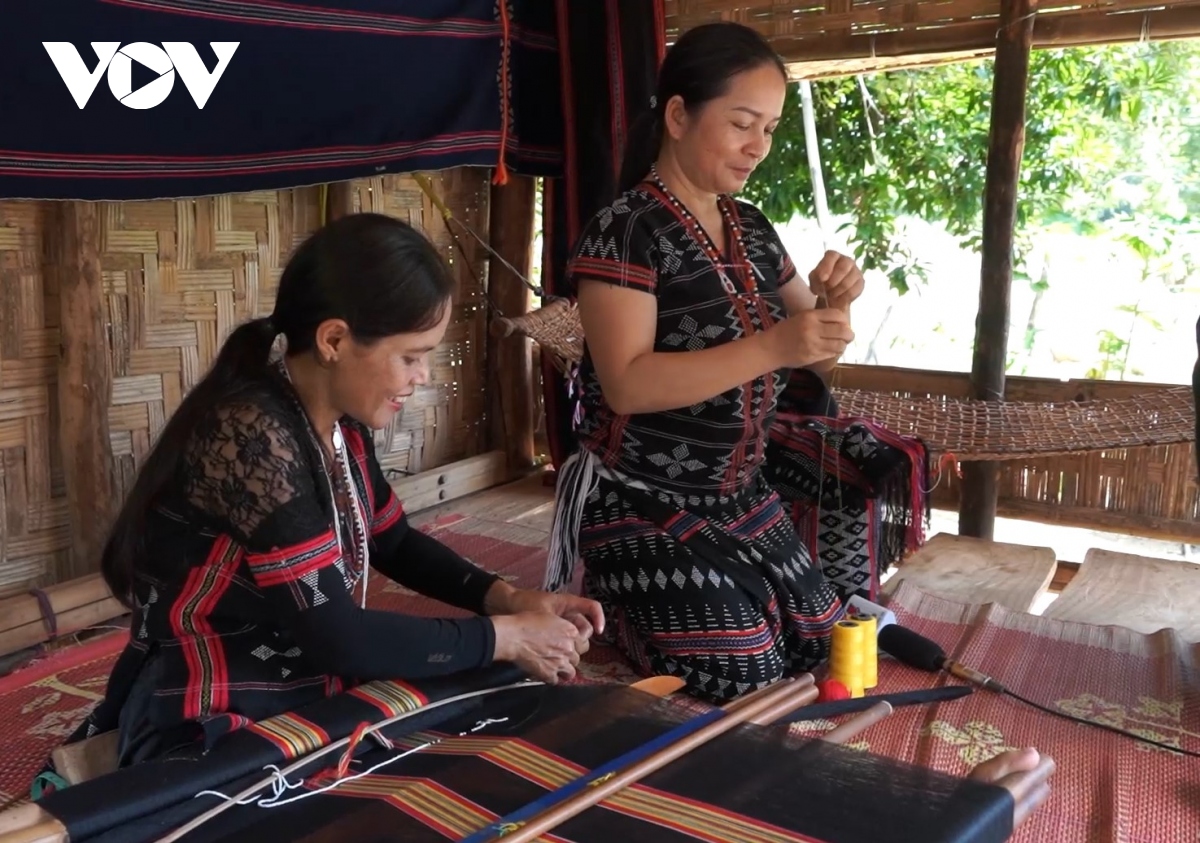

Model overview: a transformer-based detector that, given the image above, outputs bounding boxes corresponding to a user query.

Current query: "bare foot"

[969,748,1055,828]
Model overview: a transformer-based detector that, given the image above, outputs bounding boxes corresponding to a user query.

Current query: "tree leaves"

[744,42,1200,294]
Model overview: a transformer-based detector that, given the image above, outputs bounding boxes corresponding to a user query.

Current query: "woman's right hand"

[491,612,583,683]
[764,308,854,369]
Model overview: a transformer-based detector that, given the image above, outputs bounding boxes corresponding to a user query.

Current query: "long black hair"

[101,213,455,607]
[618,22,787,194]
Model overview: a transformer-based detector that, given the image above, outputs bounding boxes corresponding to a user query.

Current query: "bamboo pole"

[959,0,1037,540]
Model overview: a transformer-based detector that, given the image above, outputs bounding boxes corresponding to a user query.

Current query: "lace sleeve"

[180,398,348,613]
[182,399,316,545]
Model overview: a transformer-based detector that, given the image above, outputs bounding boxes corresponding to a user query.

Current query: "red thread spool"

[816,679,851,702]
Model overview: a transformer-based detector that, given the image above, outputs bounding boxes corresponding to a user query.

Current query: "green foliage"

[743,41,1200,294]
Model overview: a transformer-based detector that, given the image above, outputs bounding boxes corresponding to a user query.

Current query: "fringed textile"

[765,370,930,602]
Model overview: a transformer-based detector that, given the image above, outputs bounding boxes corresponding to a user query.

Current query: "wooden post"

[325,181,356,221]
[55,201,116,581]
[959,0,1037,540]
[486,176,537,472]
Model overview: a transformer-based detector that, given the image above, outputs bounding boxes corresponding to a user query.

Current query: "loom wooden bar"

[0,596,125,657]
[0,571,111,632]
[959,0,1036,541]
[820,701,893,744]
[53,200,116,581]
[485,176,536,471]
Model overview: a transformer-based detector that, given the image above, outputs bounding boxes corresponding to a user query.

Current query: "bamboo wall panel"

[832,364,1200,542]
[0,172,491,595]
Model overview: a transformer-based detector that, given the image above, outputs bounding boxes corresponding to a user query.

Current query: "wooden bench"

[882,532,1058,612]
[1043,548,1200,642]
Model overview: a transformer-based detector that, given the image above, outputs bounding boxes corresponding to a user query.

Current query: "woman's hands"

[484,581,605,684]
[808,250,865,311]
[764,309,854,369]
[763,250,866,371]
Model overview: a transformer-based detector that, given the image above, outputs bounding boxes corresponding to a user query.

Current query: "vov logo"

[42,42,239,110]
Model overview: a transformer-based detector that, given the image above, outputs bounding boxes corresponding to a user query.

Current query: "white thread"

[543,449,599,591]
[195,717,510,810]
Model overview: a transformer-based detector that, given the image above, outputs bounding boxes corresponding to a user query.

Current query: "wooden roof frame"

[664,2,1200,79]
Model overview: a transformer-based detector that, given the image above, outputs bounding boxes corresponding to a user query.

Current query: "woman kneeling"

[546,23,866,702]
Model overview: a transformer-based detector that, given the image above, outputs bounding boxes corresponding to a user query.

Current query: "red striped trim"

[101,0,503,38]
[652,0,667,63]
[246,531,341,588]
[607,0,626,186]
[555,0,580,242]
[372,491,405,535]
[567,256,656,292]
[171,537,240,719]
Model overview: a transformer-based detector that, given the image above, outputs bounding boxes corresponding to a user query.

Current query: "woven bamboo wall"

[832,364,1200,542]
[0,170,491,597]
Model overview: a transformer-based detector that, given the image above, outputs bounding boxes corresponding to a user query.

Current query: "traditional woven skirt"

[548,452,845,702]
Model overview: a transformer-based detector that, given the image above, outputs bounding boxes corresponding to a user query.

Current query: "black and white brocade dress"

[545,175,846,702]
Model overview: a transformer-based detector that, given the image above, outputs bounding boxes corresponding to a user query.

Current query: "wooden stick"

[471,678,817,843]
[745,676,819,725]
[715,682,801,710]
[819,701,893,744]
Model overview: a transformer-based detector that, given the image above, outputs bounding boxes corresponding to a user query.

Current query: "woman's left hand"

[485,583,605,652]
[809,250,865,310]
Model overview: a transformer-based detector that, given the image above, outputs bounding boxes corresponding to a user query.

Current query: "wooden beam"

[779,6,1200,74]
[389,450,511,513]
[959,0,1037,541]
[325,181,356,221]
[486,176,537,471]
[53,201,115,581]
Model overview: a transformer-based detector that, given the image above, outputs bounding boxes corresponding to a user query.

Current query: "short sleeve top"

[565,176,800,500]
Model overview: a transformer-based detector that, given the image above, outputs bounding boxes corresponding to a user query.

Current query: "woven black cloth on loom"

[119,684,1016,843]
[540,0,664,469]
[33,664,529,843]
[0,0,560,201]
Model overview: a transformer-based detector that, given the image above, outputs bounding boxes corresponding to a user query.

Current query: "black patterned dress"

[544,174,845,702]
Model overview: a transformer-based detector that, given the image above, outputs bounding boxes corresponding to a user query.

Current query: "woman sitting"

[52,213,601,770]
[545,21,865,702]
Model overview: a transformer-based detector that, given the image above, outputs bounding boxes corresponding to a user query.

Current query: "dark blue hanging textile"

[540,0,664,469]
[0,0,561,200]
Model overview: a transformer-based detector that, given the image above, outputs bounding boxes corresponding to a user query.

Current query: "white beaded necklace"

[649,163,764,301]
[278,359,371,608]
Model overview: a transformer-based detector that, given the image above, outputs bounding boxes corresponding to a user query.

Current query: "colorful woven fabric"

[0,0,560,200]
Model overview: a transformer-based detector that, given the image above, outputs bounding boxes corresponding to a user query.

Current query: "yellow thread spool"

[851,613,878,689]
[829,619,865,698]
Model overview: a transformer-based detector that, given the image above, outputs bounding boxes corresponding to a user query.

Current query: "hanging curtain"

[0,0,561,200]
[540,0,665,469]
